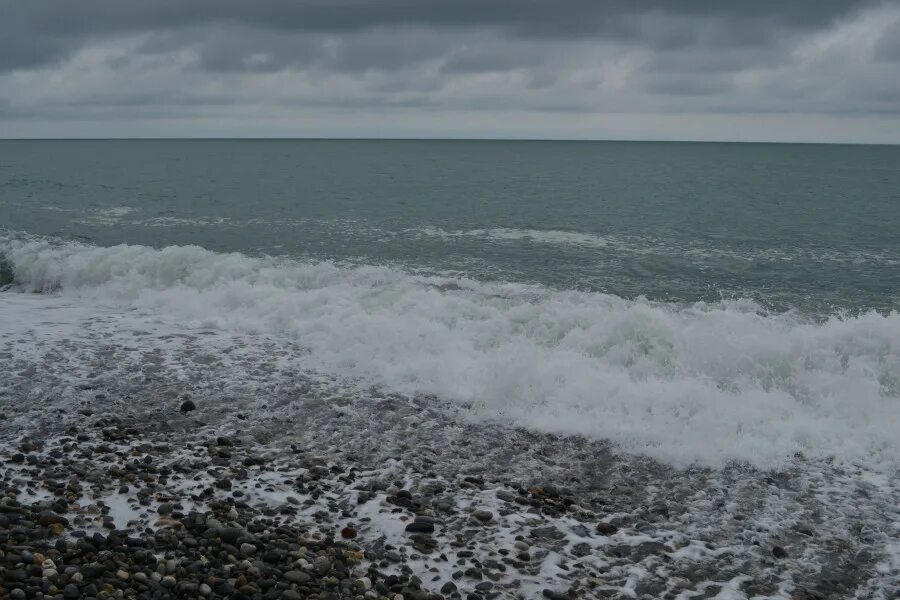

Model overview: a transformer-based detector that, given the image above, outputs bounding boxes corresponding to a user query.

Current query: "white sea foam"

[411,226,614,249]
[72,206,138,225]
[410,225,900,266]
[2,234,899,469]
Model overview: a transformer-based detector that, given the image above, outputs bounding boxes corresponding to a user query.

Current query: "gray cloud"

[1,1,880,73]
[874,18,900,61]
[0,0,898,142]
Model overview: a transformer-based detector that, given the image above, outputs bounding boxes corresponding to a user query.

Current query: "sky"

[1,1,899,143]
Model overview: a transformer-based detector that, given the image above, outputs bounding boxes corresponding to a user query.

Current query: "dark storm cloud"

[0,0,879,73]
[1,0,898,142]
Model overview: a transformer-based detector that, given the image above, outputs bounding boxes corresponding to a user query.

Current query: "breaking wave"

[2,232,899,469]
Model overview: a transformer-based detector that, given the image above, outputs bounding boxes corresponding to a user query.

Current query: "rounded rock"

[472,509,494,523]
[314,556,331,574]
[284,570,310,584]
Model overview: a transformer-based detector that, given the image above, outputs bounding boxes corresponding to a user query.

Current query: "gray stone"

[284,570,311,584]
[472,509,494,523]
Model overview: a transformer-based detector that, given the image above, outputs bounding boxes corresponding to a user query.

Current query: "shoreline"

[2,391,898,600]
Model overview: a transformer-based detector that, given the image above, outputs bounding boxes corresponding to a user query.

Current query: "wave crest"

[2,233,899,469]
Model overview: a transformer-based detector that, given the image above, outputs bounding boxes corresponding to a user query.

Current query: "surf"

[2,232,899,469]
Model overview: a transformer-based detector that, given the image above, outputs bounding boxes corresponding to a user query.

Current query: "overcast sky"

[2,1,899,143]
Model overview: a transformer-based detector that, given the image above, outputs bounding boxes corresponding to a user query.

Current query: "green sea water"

[2,139,899,314]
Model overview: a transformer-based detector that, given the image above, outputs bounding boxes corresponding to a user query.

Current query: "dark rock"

[218,527,244,543]
[773,545,788,559]
[179,399,196,412]
[313,556,331,574]
[38,510,69,527]
[595,522,619,536]
[405,521,435,534]
[570,542,591,557]
[283,570,310,584]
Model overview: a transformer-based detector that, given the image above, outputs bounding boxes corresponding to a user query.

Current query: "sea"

[1,139,899,468]
[3,139,900,596]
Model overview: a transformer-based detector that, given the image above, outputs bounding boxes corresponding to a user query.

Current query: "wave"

[2,233,899,469]
[410,225,900,265]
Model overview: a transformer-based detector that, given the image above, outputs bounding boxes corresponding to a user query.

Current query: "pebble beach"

[2,380,898,599]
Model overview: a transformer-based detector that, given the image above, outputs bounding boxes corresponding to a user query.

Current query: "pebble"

[314,556,332,574]
[405,521,435,534]
[284,570,311,584]
[472,509,494,522]
[240,542,257,557]
[596,522,619,535]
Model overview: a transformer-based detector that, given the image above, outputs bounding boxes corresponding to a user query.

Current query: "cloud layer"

[1,1,899,141]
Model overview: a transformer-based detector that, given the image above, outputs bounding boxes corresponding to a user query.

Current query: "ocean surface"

[2,139,900,469]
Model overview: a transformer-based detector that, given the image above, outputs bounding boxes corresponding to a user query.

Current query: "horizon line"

[0,136,898,146]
